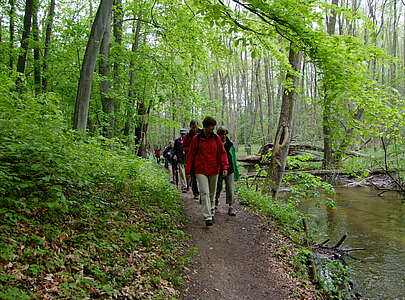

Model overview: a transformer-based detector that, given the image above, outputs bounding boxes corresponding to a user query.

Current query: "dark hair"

[202,116,217,128]
[217,126,228,136]
[190,119,199,127]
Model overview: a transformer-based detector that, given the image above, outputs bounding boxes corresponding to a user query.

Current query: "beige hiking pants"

[196,174,218,221]
[216,173,235,205]
[178,163,187,190]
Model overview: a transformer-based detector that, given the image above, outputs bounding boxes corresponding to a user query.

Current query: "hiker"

[173,129,188,192]
[186,116,229,226]
[215,126,240,216]
[163,142,173,169]
[163,140,177,184]
[183,119,203,199]
[154,148,161,164]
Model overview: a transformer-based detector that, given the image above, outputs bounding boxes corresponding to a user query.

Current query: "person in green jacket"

[215,126,240,216]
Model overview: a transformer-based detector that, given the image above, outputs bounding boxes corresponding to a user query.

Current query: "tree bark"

[99,10,113,138]
[264,56,273,142]
[9,0,15,70]
[16,0,34,91]
[32,1,41,95]
[322,0,339,168]
[266,46,302,199]
[73,0,114,131]
[256,59,265,138]
[124,17,142,138]
[0,12,2,42]
[112,0,123,124]
[42,0,56,93]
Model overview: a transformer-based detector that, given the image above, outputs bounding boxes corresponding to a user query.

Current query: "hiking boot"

[228,206,236,216]
[205,219,213,226]
[193,194,199,200]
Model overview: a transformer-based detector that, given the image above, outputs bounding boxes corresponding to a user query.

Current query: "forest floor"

[179,190,323,300]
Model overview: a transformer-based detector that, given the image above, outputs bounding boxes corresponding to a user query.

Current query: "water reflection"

[299,187,405,300]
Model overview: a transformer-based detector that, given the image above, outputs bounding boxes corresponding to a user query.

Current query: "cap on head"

[180,128,188,134]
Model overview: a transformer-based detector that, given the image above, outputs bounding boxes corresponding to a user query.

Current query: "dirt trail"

[180,191,293,300]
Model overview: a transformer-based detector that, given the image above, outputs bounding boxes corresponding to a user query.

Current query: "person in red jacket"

[186,116,229,226]
[183,119,202,198]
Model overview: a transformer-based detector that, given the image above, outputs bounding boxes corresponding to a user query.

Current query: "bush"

[0,94,188,298]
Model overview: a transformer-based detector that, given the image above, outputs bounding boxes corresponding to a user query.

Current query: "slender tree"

[8,0,15,70]
[42,0,56,93]
[73,0,114,131]
[32,0,41,95]
[266,46,302,199]
[0,11,2,42]
[322,0,339,168]
[16,0,34,91]
[99,10,113,137]
[124,17,142,138]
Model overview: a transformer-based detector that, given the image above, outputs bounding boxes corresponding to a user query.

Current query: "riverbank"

[300,186,405,300]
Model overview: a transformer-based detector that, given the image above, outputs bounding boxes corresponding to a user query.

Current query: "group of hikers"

[159,116,240,227]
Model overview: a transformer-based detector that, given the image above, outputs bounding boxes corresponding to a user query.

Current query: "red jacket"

[185,132,229,176]
[183,128,202,157]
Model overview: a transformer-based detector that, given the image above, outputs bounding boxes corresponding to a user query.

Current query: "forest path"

[179,191,291,300]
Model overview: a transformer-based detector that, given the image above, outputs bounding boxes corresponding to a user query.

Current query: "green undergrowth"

[236,185,305,241]
[0,95,189,299]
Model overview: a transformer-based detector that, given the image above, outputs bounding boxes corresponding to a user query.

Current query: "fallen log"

[237,155,261,163]
[259,143,371,158]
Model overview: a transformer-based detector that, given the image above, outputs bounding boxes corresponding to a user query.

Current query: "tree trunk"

[219,69,226,122]
[264,56,273,142]
[16,0,34,91]
[256,59,265,138]
[322,97,334,168]
[32,1,41,95]
[112,0,123,132]
[135,100,151,157]
[124,18,142,138]
[99,10,113,138]
[390,0,398,88]
[0,12,2,42]
[73,0,114,131]
[42,0,55,93]
[266,46,302,199]
[323,0,339,168]
[9,0,15,70]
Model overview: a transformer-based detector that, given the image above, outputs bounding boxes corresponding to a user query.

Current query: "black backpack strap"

[191,134,201,173]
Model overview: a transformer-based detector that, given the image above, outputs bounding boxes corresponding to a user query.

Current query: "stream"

[299,187,405,300]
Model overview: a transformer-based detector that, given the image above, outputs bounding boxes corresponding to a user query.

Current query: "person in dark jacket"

[186,117,229,226]
[173,129,188,192]
[163,143,172,169]
[183,119,203,198]
[163,140,176,182]
[215,126,240,216]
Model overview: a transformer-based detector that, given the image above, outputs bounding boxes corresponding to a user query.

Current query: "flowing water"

[299,187,405,300]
